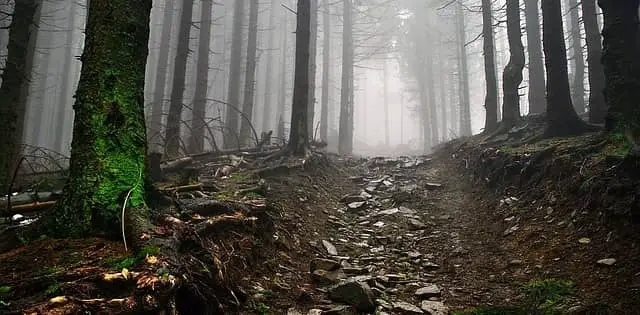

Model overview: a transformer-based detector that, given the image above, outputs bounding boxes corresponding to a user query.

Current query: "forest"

[0,0,639,314]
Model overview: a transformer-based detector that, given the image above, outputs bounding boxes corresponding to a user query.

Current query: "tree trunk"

[419,79,432,153]
[189,0,213,153]
[338,0,354,155]
[53,2,77,154]
[599,0,640,139]
[568,0,586,113]
[525,0,546,114]
[583,0,607,124]
[307,0,318,138]
[261,0,279,134]
[224,0,245,148]
[320,0,330,142]
[288,0,311,155]
[165,0,194,156]
[501,0,525,127]
[150,0,173,152]
[427,50,439,145]
[542,0,590,136]
[0,0,40,192]
[277,14,288,141]
[239,0,259,146]
[46,0,151,238]
[482,0,498,132]
[383,58,390,147]
[456,1,472,136]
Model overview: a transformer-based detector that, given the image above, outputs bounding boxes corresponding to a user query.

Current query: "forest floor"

[1,117,640,314]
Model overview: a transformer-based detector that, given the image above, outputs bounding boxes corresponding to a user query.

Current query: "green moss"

[248,302,271,315]
[454,306,523,315]
[0,286,11,295]
[44,282,61,296]
[523,278,574,313]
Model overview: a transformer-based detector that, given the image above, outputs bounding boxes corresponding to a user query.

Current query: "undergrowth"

[100,244,160,270]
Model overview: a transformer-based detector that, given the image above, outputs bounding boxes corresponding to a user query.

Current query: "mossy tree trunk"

[0,0,40,192]
[542,0,590,136]
[288,0,311,156]
[598,0,640,143]
[46,0,152,238]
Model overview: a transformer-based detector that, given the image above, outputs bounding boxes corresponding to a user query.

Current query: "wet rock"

[322,240,339,256]
[415,284,441,298]
[394,301,424,314]
[340,194,367,203]
[409,219,427,230]
[424,182,443,190]
[420,301,449,315]
[373,221,385,228]
[578,237,591,244]
[348,201,366,210]
[328,279,376,313]
[597,258,616,266]
[408,251,422,259]
[310,258,341,272]
[312,269,347,285]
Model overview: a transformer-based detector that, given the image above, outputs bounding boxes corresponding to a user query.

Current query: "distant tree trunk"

[240,0,259,145]
[482,0,498,132]
[277,14,288,141]
[501,0,525,127]
[261,0,279,134]
[150,0,173,152]
[542,0,591,136]
[224,0,245,148]
[46,0,151,238]
[288,0,311,155]
[598,0,640,140]
[456,1,472,136]
[419,79,432,153]
[165,0,194,156]
[338,0,354,154]
[307,0,318,138]
[583,0,607,124]
[53,2,77,154]
[427,51,439,145]
[189,0,213,153]
[525,0,546,114]
[0,0,40,191]
[383,58,390,146]
[320,0,330,142]
[568,0,586,113]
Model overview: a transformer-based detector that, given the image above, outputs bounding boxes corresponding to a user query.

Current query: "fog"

[0,0,602,159]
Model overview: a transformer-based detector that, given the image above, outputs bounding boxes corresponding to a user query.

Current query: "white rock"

[597,258,616,266]
[373,221,385,228]
[11,214,24,222]
[578,237,591,244]
[420,300,449,315]
[415,284,441,298]
[322,240,338,255]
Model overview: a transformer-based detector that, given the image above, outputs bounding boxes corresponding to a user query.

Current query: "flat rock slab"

[328,279,376,313]
[322,240,339,256]
[415,284,441,298]
[420,301,449,315]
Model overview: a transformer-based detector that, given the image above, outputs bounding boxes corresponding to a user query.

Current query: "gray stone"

[322,240,339,255]
[424,182,443,190]
[597,258,616,266]
[328,279,376,313]
[348,201,366,210]
[394,301,424,314]
[310,258,341,272]
[420,301,449,315]
[377,208,400,216]
[321,305,357,315]
[408,251,422,259]
[340,194,366,203]
[409,219,427,230]
[312,269,347,285]
[415,284,441,298]
[307,310,323,315]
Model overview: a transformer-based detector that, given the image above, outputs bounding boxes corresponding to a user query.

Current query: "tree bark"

[239,0,259,146]
[288,0,311,155]
[524,0,546,114]
[338,0,354,155]
[189,0,213,153]
[542,0,590,136]
[598,0,640,138]
[0,0,40,192]
[456,1,472,136]
[307,0,318,138]
[46,0,151,237]
[150,0,174,153]
[261,0,279,134]
[320,0,330,142]
[277,13,288,141]
[53,2,77,154]
[427,50,439,145]
[501,0,525,127]
[224,0,245,149]
[165,0,194,157]
[583,0,606,124]
[482,0,498,132]
[568,0,586,113]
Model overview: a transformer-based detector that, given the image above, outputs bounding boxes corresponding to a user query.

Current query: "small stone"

[348,201,366,210]
[597,258,616,266]
[503,225,519,236]
[378,208,400,216]
[420,300,449,315]
[307,309,323,315]
[312,269,347,285]
[394,301,424,314]
[578,237,591,244]
[408,251,422,259]
[415,284,441,298]
[424,182,443,190]
[310,258,341,272]
[409,219,427,230]
[322,240,339,256]
[341,194,366,203]
[373,221,385,228]
[422,261,440,269]
[509,259,523,266]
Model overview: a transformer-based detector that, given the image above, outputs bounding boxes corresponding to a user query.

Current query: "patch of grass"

[0,286,12,295]
[44,282,61,296]
[248,301,271,315]
[600,133,631,158]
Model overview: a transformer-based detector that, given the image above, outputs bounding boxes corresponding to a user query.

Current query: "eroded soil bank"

[1,133,639,314]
